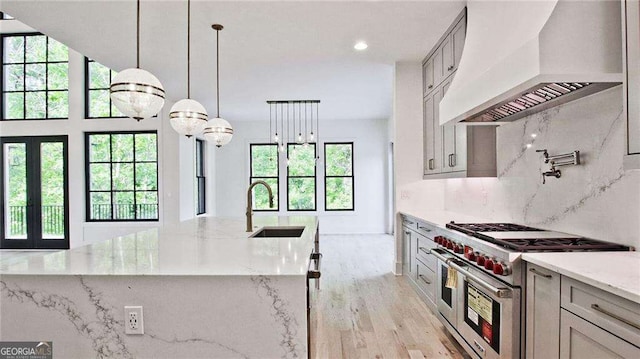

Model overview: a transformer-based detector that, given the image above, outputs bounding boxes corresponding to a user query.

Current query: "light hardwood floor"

[310,234,468,359]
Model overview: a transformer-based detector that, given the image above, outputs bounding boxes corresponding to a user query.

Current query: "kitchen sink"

[250,227,305,238]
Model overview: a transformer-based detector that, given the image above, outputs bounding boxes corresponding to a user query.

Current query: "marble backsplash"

[444,86,640,248]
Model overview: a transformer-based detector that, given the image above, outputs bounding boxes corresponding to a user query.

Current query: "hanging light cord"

[187,0,191,98]
[216,27,220,118]
[136,0,140,68]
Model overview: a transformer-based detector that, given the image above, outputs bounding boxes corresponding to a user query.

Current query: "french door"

[1,136,69,249]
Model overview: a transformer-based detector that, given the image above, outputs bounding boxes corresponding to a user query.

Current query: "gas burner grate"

[486,237,631,252]
[446,222,542,236]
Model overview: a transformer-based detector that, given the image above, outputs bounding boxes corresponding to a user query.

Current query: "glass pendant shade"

[204,117,234,148]
[110,68,165,121]
[169,99,208,137]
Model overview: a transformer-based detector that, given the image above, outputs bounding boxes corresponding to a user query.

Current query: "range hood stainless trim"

[462,82,620,123]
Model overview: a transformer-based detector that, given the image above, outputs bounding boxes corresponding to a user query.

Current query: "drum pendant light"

[170,0,208,137]
[204,24,234,148]
[110,0,165,121]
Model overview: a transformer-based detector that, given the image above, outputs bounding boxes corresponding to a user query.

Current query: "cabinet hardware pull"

[418,247,430,254]
[419,274,431,285]
[529,268,552,279]
[405,231,411,235]
[591,304,640,330]
[428,85,433,89]
[418,226,432,232]
[448,153,456,167]
[428,158,435,170]
[451,154,456,167]
[405,220,415,225]
[448,65,454,71]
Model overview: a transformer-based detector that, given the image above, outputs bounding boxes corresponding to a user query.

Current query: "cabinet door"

[440,77,466,172]
[560,309,640,359]
[403,228,411,275]
[423,59,434,96]
[626,0,640,155]
[441,35,454,78]
[423,95,435,174]
[451,16,466,72]
[433,44,444,87]
[526,264,561,359]
[423,92,441,175]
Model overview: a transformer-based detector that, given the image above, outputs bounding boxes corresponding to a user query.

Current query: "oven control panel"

[433,235,511,276]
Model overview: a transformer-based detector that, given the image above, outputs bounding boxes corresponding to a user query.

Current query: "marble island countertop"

[522,251,640,304]
[0,216,318,276]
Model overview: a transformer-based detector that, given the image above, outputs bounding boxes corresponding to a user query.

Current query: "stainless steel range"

[429,221,632,359]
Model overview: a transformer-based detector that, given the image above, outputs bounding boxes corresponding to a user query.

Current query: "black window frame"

[196,138,206,215]
[324,142,355,211]
[85,131,159,222]
[286,143,317,212]
[84,57,126,119]
[249,143,279,212]
[1,32,69,121]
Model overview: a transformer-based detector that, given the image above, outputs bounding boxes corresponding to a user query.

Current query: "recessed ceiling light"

[354,41,368,51]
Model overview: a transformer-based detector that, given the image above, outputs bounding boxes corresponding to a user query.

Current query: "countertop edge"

[522,253,640,305]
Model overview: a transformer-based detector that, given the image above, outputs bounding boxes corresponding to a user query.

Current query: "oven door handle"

[430,248,512,298]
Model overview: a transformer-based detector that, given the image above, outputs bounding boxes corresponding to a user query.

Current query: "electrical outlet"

[124,306,144,335]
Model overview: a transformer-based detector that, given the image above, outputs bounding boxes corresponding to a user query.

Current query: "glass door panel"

[1,136,68,249]
[40,142,65,239]
[3,143,28,239]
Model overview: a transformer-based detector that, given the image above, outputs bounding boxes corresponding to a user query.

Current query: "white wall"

[0,20,197,247]
[214,118,389,234]
[392,62,445,273]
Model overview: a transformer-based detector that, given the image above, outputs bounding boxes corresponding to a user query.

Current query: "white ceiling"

[0,0,465,122]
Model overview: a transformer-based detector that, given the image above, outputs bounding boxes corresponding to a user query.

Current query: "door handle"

[529,268,553,279]
[591,304,640,330]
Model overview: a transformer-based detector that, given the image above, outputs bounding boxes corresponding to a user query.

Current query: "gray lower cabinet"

[525,261,640,359]
[402,226,414,279]
[401,216,438,311]
[560,309,639,358]
[526,263,561,359]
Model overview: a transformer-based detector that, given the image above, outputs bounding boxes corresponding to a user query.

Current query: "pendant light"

[110,0,165,121]
[204,24,234,148]
[169,0,208,137]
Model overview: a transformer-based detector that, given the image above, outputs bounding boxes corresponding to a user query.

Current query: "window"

[250,144,279,211]
[85,58,124,119]
[287,143,316,211]
[1,33,69,120]
[0,13,14,20]
[196,139,206,215]
[324,143,354,211]
[85,132,158,221]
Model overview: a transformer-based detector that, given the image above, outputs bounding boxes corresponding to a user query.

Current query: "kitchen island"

[0,216,319,359]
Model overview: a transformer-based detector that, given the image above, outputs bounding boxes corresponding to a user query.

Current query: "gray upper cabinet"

[423,58,434,96]
[422,8,497,179]
[451,15,466,71]
[623,0,640,169]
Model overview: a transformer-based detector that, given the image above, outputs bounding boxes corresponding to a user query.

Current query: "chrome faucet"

[246,180,274,232]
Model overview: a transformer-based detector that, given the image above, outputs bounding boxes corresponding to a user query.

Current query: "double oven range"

[429,222,631,359]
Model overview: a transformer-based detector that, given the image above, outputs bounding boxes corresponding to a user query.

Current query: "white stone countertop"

[0,216,318,276]
[522,251,640,304]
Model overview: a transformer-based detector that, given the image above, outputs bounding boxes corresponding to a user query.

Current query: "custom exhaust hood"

[440,0,623,125]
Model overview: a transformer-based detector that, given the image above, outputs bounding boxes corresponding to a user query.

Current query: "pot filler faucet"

[246,180,274,232]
